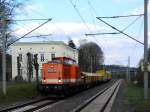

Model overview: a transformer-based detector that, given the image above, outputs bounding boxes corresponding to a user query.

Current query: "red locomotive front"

[40,57,84,94]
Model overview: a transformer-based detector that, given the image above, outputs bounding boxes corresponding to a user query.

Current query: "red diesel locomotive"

[40,57,85,94]
[39,57,111,95]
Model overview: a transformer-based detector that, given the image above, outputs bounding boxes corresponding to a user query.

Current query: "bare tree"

[79,42,104,72]
[0,0,26,49]
[0,0,26,82]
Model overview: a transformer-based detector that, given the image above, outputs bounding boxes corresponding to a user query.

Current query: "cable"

[68,0,92,33]
[17,21,48,37]
[87,0,112,64]
[86,15,142,36]
[130,17,144,59]
[97,14,144,19]
[68,0,102,49]
[96,17,144,45]
[88,0,144,66]
[85,32,120,36]
[22,34,52,38]
[7,18,52,47]
[21,3,74,41]
[122,15,143,32]
[10,18,52,21]
[88,0,97,16]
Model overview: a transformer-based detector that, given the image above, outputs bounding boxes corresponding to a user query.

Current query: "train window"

[63,59,74,65]
[49,59,62,64]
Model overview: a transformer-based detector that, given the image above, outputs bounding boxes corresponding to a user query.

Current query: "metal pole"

[144,0,148,99]
[126,66,128,81]
[126,62,128,81]
[128,56,130,83]
[2,8,6,95]
[91,56,93,73]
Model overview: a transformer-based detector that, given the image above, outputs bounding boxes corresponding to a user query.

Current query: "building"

[10,41,78,81]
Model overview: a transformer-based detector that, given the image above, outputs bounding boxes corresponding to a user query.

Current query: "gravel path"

[41,80,115,112]
[111,80,124,112]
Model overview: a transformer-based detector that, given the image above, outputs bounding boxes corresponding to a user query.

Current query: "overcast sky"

[13,0,150,67]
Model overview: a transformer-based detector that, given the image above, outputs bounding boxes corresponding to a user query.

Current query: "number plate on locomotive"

[48,68,56,73]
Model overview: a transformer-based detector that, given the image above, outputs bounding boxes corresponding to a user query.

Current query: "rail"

[71,80,122,112]
[0,96,61,112]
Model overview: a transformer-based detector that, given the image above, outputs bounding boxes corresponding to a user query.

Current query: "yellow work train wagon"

[96,70,112,82]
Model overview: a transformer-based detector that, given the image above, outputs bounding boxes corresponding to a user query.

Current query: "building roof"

[13,41,65,45]
[11,41,78,52]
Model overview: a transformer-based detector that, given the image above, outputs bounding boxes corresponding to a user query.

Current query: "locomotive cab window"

[49,58,62,64]
[63,59,76,65]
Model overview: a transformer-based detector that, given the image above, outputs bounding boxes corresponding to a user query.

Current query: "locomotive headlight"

[58,79,61,82]
[58,77,62,82]
[43,79,46,83]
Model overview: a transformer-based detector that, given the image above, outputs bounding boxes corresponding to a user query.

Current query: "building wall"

[10,42,78,81]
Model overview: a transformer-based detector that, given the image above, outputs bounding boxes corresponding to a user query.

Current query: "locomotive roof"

[43,56,76,64]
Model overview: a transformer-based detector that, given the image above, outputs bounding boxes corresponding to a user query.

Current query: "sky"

[13,0,150,67]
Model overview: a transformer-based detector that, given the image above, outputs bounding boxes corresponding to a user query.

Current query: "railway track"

[0,80,120,112]
[71,80,122,112]
[0,96,62,112]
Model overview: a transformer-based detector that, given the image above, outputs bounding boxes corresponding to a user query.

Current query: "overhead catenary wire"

[87,1,120,35]
[87,0,113,62]
[87,0,143,35]
[68,0,106,61]
[7,18,52,47]
[88,0,120,36]
[87,0,143,38]
[86,15,142,36]
[97,14,144,19]
[9,18,52,21]
[121,15,143,32]
[130,17,144,60]
[15,21,50,39]
[83,0,145,67]
[68,0,103,44]
[68,0,92,33]
[85,32,120,36]
[20,2,74,41]
[88,0,97,16]
[23,34,52,38]
[87,1,143,67]
[96,17,144,45]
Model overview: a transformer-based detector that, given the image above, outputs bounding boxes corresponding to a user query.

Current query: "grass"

[0,83,39,106]
[123,82,150,112]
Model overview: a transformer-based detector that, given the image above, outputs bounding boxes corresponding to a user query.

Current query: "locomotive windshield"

[49,58,62,64]
[48,57,76,65]
[63,59,76,65]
